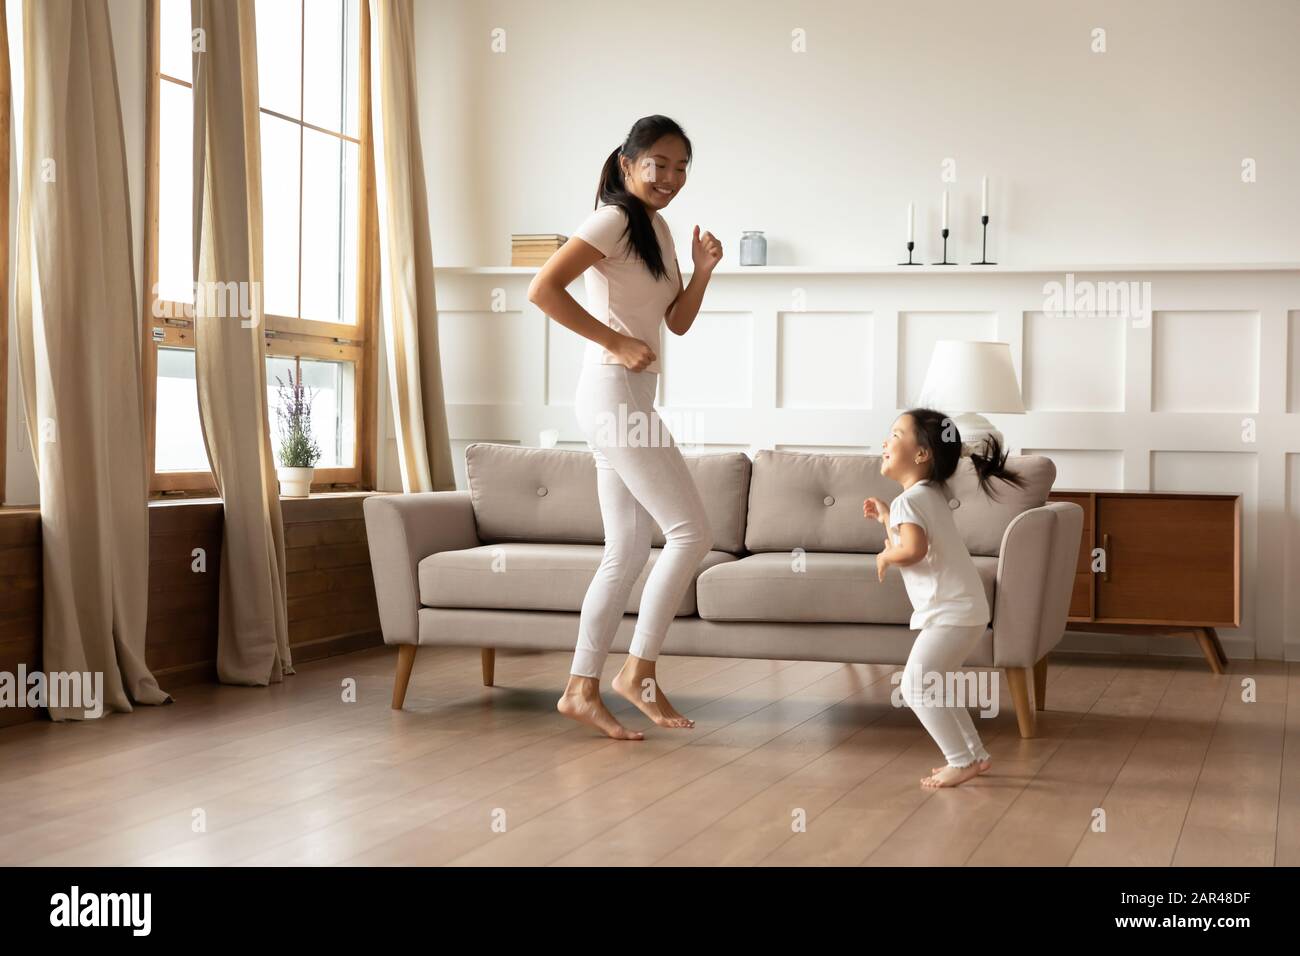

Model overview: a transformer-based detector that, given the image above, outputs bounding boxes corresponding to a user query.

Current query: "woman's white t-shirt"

[570,203,681,375]
[887,479,991,630]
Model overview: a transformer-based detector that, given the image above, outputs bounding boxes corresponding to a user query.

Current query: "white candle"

[941,190,949,230]
[907,202,914,243]
[981,176,988,217]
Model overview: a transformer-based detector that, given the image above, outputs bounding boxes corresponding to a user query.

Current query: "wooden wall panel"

[282,495,382,664]
[146,501,222,686]
[0,510,41,729]
[0,493,384,726]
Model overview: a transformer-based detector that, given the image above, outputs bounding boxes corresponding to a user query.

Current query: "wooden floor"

[0,645,1295,866]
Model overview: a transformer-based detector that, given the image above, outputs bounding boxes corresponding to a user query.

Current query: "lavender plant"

[274,370,322,469]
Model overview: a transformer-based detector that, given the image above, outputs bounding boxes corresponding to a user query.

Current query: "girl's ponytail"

[969,432,1026,500]
[902,407,1026,500]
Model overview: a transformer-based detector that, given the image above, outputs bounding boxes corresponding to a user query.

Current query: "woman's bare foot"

[932,758,991,776]
[611,656,694,729]
[557,676,643,740]
[920,762,983,788]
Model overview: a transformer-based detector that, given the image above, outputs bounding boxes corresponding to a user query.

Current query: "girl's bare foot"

[557,676,643,740]
[920,762,983,788]
[611,656,694,729]
[932,758,991,776]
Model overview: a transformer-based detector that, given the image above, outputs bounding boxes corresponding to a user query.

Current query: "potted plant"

[274,369,322,497]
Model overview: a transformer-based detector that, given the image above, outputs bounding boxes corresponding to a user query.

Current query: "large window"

[146,0,372,495]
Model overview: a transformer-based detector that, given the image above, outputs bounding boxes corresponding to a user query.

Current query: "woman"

[527,115,723,740]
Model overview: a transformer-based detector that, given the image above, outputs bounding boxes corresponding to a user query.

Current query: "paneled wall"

[430,263,1300,663]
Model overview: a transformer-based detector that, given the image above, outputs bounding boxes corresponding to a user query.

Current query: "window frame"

[144,0,377,497]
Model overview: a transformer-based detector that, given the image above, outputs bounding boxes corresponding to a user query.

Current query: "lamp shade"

[915,340,1025,414]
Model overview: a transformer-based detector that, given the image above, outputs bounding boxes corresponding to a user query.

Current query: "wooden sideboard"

[1047,490,1241,674]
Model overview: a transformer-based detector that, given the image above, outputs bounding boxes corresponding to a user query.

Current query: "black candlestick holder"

[897,241,919,266]
[932,228,954,265]
[972,215,996,265]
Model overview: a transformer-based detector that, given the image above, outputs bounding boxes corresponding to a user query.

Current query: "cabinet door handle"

[1102,533,1111,583]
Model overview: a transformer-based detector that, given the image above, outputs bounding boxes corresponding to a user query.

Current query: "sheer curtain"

[190,0,292,684]
[368,0,454,493]
[10,0,169,718]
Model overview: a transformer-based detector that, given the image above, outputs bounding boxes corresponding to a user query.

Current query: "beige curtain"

[369,0,455,492]
[190,0,292,684]
[12,0,170,719]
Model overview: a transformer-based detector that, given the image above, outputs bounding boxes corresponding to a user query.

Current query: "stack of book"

[511,233,567,267]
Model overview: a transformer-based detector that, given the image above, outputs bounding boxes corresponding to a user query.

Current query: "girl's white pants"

[899,623,992,768]
[571,363,713,678]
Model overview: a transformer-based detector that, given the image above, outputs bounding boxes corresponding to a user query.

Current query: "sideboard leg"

[1005,667,1037,738]
[1211,628,1229,670]
[1033,656,1048,711]
[1193,628,1226,675]
[1195,628,1228,674]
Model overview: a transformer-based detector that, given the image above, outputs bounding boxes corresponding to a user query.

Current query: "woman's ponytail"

[969,432,1026,500]
[595,146,626,209]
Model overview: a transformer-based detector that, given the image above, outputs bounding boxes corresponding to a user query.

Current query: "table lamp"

[915,340,1025,451]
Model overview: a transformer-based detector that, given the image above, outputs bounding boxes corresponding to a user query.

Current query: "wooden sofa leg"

[1033,657,1048,712]
[481,648,496,687]
[392,645,418,710]
[1005,667,1037,738]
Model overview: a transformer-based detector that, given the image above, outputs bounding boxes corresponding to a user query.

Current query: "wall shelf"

[440,262,1300,277]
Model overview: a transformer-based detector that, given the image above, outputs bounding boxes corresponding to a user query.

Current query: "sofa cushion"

[464,443,752,554]
[744,448,1057,558]
[946,455,1057,556]
[419,542,737,615]
[695,551,997,624]
[744,450,900,553]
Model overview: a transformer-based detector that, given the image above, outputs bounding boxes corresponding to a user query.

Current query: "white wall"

[5,3,1296,669]
[413,0,1300,268]
[410,0,1300,664]
[408,1,1300,662]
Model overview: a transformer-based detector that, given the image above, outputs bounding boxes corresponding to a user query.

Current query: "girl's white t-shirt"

[887,479,991,630]
[570,203,681,375]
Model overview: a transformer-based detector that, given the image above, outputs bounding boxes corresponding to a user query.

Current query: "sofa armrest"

[363,492,480,645]
[991,501,1084,668]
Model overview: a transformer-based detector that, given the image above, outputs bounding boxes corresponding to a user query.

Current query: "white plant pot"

[277,466,314,498]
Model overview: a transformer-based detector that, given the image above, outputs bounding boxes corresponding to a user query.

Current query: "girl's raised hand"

[863,497,887,524]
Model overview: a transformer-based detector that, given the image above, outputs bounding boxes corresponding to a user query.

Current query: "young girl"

[863,408,1026,788]
[528,115,724,740]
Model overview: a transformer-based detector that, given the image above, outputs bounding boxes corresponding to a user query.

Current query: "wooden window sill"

[148,490,389,508]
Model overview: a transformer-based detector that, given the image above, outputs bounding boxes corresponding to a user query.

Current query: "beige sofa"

[363,443,1084,737]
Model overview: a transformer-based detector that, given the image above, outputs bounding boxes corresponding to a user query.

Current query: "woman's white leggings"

[899,623,992,768]
[571,363,712,679]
